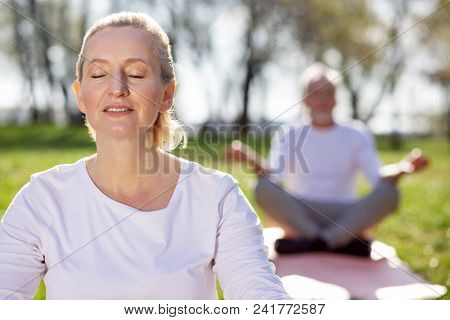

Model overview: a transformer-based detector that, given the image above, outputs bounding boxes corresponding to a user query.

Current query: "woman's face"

[74,26,175,141]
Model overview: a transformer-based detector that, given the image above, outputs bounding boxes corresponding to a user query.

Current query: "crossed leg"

[254,175,399,249]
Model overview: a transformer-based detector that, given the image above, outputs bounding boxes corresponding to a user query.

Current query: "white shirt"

[267,121,381,202]
[0,157,290,300]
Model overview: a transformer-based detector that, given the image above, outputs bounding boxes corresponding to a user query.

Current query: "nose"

[108,72,130,97]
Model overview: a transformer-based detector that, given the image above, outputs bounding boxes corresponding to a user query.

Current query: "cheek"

[81,86,102,110]
[134,81,162,107]
[307,97,319,108]
[136,84,156,98]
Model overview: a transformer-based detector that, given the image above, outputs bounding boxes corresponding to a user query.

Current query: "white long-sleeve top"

[0,157,291,300]
[267,121,381,202]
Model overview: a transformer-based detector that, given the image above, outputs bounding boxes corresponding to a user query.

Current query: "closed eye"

[91,75,106,79]
[128,75,145,79]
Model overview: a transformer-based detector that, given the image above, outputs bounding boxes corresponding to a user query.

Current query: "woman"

[0,12,291,300]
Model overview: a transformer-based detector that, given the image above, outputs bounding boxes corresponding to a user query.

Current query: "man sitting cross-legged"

[226,63,429,257]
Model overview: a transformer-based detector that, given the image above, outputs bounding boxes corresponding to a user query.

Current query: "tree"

[235,0,288,130]
[5,0,89,124]
[3,0,215,125]
[423,0,450,142]
[283,0,410,123]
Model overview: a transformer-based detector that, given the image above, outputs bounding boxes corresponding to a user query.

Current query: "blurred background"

[0,0,448,299]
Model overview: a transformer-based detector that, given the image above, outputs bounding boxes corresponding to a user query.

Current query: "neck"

[87,134,165,194]
[310,115,335,128]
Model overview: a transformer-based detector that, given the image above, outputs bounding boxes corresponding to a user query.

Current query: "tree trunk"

[238,60,255,131]
[350,89,360,120]
[11,0,39,122]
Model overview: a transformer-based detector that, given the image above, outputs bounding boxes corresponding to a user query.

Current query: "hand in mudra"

[225,140,250,162]
[400,148,430,174]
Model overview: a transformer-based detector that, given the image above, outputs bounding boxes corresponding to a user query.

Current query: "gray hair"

[300,62,341,94]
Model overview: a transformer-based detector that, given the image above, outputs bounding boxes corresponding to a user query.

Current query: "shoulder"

[337,120,375,145]
[29,159,82,190]
[280,122,309,134]
[7,160,84,223]
[1,160,82,236]
[179,158,239,197]
[337,120,368,133]
[272,122,310,142]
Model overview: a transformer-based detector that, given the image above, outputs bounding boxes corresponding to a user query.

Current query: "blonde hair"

[75,12,186,151]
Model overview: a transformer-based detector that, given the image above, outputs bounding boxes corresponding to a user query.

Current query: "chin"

[98,127,139,140]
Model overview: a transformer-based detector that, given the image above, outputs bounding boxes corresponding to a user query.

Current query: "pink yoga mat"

[264,227,447,300]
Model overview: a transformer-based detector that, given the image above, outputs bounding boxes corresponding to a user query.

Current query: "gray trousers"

[254,176,400,248]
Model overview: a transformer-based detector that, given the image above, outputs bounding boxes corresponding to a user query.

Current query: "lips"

[103,105,134,112]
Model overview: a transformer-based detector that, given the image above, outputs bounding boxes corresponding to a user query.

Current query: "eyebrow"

[87,58,150,67]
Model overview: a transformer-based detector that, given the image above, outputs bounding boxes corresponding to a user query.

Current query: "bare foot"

[399,148,430,174]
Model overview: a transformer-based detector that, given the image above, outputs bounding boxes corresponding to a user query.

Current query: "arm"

[0,182,49,299]
[356,126,429,186]
[379,148,429,184]
[212,176,292,300]
[225,140,269,175]
[226,125,292,181]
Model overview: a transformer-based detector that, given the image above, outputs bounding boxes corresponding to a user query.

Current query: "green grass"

[0,125,448,299]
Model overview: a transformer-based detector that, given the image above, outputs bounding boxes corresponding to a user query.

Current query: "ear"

[159,80,176,113]
[73,80,86,114]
